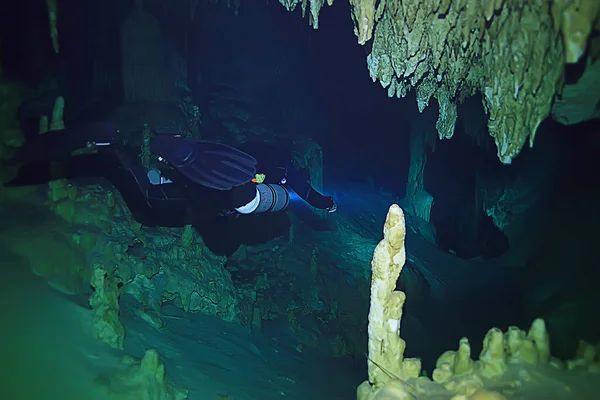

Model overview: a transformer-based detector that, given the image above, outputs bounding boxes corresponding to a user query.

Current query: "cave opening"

[424,124,510,260]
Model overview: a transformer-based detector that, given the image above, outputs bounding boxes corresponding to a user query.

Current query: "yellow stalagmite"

[365,204,409,387]
[358,205,424,400]
[357,204,600,399]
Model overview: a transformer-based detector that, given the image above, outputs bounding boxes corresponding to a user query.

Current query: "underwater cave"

[1,0,600,399]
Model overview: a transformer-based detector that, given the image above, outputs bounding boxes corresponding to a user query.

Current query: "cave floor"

[120,298,364,399]
[0,192,363,400]
[0,248,363,400]
[1,185,599,399]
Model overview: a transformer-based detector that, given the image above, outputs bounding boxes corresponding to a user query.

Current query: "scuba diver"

[4,123,337,228]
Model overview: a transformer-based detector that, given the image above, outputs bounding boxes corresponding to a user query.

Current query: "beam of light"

[287,189,302,203]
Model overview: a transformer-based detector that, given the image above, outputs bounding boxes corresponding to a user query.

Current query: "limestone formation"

[358,204,600,400]
[95,349,189,399]
[363,204,416,387]
[90,265,126,350]
[45,0,59,53]
[0,57,28,158]
[552,56,600,125]
[284,0,600,163]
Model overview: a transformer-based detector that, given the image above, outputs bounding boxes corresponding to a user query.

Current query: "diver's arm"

[235,142,336,212]
[70,146,199,227]
[290,181,337,212]
[284,167,337,212]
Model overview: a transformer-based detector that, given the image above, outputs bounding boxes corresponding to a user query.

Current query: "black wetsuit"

[7,140,333,228]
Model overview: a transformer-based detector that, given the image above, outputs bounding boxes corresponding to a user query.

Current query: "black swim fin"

[190,141,258,190]
[151,136,257,190]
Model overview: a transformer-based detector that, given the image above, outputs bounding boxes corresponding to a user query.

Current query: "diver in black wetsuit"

[5,127,337,228]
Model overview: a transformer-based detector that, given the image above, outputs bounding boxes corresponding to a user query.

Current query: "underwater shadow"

[194,212,292,257]
[286,200,336,231]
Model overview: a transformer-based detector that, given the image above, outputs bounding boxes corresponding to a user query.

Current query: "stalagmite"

[357,205,600,400]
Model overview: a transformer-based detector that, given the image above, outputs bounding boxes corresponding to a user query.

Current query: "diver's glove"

[326,197,337,213]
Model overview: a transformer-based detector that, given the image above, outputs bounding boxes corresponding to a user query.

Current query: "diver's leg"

[99,156,154,223]
[101,148,196,227]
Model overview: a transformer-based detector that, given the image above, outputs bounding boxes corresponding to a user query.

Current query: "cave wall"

[191,4,325,140]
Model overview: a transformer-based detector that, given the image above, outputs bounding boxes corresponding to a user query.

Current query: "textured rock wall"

[282,0,600,163]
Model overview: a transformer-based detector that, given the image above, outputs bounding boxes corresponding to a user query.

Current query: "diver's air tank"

[253,183,289,213]
[234,183,290,214]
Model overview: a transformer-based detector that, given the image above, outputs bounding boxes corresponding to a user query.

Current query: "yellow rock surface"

[286,0,600,163]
